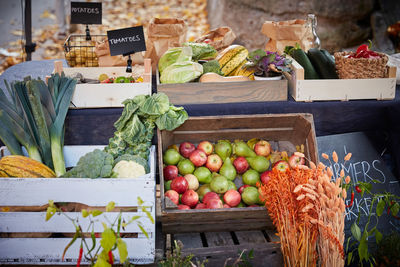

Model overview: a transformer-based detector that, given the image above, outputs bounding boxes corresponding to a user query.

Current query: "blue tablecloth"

[1,60,399,177]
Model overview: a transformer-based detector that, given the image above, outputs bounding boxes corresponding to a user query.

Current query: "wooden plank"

[173,233,203,249]
[264,229,280,243]
[235,231,267,245]
[0,212,153,233]
[204,232,234,247]
[388,65,396,78]
[0,238,155,264]
[158,79,287,104]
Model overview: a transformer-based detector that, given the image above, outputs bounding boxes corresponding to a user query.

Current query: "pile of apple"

[163,139,305,210]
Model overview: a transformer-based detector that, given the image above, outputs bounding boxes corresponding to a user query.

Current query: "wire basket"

[64,34,107,67]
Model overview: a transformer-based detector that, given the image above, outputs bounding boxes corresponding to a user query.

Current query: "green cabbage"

[158,47,193,74]
[160,61,203,84]
[183,42,218,61]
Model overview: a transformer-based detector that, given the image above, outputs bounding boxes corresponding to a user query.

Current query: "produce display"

[163,138,307,209]
[69,72,144,84]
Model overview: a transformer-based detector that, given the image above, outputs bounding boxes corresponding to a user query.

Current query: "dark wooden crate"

[157,114,318,234]
[156,69,288,105]
[167,230,283,267]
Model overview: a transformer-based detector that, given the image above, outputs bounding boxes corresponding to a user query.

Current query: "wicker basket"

[63,34,106,67]
[334,51,388,79]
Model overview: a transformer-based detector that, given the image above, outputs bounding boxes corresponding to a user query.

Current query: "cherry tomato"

[355,185,362,193]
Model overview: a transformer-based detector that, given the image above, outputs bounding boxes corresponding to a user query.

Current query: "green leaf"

[127,216,141,224]
[142,206,155,224]
[106,201,115,212]
[138,197,144,206]
[375,229,383,244]
[45,206,57,221]
[139,93,170,116]
[137,222,149,239]
[93,257,111,267]
[113,100,139,131]
[364,183,372,192]
[81,209,89,218]
[376,199,385,217]
[347,251,353,265]
[155,106,188,131]
[117,238,128,263]
[358,236,368,261]
[91,209,103,217]
[100,228,116,252]
[351,222,362,241]
[391,202,399,216]
[248,49,266,61]
[121,114,146,146]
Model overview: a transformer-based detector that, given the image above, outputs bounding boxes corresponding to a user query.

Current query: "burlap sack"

[261,19,314,54]
[95,39,145,67]
[144,18,188,72]
[195,26,236,51]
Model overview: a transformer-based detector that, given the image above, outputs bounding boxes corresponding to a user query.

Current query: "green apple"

[164,149,181,165]
[242,169,260,186]
[194,167,212,184]
[178,159,195,175]
[241,186,259,205]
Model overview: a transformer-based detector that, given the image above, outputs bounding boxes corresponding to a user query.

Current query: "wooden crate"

[284,57,397,102]
[53,59,152,108]
[157,114,318,234]
[0,145,156,265]
[167,230,283,267]
[156,70,288,105]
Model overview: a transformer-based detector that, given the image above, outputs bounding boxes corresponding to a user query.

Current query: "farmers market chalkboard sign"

[107,26,146,56]
[70,2,102,25]
[317,132,400,238]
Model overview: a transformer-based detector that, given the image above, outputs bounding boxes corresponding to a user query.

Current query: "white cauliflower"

[112,160,146,178]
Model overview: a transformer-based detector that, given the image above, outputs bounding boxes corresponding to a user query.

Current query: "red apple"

[233,156,249,174]
[206,198,224,209]
[178,204,191,210]
[184,174,199,190]
[197,141,214,155]
[223,204,231,208]
[273,160,290,172]
[205,154,223,172]
[163,165,178,181]
[223,189,241,207]
[181,189,199,208]
[164,190,179,205]
[260,170,272,185]
[288,153,306,168]
[170,176,189,194]
[189,149,207,167]
[254,140,271,157]
[195,203,207,209]
[238,184,251,194]
[202,191,220,205]
[179,142,196,158]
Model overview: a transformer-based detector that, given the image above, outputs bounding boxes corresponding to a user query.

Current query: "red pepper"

[77,246,83,267]
[355,185,362,193]
[108,250,114,265]
[356,44,369,55]
[346,191,355,208]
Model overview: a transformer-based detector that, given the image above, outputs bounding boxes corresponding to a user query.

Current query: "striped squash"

[216,45,249,76]
[0,155,56,178]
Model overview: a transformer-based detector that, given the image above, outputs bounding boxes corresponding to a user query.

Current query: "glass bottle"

[307,14,321,49]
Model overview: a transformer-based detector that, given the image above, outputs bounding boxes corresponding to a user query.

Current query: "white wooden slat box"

[0,145,156,265]
[284,56,397,102]
[53,59,152,108]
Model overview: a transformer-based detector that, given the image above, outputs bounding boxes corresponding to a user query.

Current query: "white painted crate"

[53,59,152,108]
[284,56,397,102]
[0,145,156,265]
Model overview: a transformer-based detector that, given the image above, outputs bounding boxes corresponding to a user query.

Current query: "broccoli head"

[61,149,114,178]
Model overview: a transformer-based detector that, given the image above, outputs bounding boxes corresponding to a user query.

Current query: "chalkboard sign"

[70,2,102,25]
[107,26,146,56]
[317,132,400,239]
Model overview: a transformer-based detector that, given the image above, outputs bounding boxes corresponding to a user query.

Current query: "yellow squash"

[216,45,249,76]
[0,155,56,178]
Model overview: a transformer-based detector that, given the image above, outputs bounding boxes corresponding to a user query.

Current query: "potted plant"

[244,49,292,80]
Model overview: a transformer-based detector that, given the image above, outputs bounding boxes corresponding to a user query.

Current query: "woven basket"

[334,51,388,79]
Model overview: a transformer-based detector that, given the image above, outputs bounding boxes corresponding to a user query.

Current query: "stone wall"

[207,0,376,52]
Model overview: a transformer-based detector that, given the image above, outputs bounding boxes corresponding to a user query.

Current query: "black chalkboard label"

[107,26,146,56]
[317,132,400,238]
[70,2,102,25]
